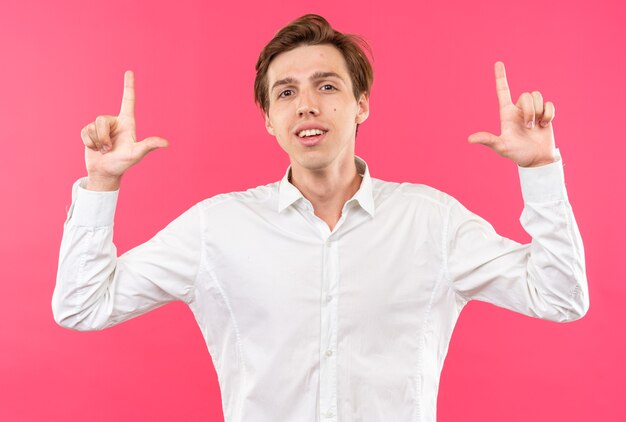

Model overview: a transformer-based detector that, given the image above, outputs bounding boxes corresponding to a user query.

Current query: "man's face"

[264,44,369,173]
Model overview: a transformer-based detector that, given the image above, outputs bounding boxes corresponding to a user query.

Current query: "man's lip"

[297,131,326,146]
[293,125,328,135]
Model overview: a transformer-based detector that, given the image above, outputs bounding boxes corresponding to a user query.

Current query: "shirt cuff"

[518,148,568,203]
[65,177,119,227]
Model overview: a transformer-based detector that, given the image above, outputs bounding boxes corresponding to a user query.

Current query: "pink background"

[1,0,624,420]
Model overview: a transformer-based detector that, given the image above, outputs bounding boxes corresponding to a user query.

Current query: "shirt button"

[326,295,332,303]
[325,349,333,357]
[325,411,335,418]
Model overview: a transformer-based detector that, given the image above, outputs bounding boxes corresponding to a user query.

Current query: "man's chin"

[292,152,334,172]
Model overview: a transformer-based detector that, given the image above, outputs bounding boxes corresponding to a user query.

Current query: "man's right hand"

[80,71,169,191]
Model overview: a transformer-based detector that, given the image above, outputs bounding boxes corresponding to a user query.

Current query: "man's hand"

[468,61,556,168]
[80,71,169,190]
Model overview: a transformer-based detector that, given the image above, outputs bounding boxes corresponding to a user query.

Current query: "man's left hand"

[468,61,556,168]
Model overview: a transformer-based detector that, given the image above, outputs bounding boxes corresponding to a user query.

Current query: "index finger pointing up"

[119,70,135,118]
[494,61,513,108]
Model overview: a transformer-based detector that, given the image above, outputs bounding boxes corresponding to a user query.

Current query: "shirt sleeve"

[445,151,589,322]
[52,178,202,331]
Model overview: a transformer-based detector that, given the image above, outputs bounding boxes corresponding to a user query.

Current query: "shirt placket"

[319,236,339,420]
[296,199,352,421]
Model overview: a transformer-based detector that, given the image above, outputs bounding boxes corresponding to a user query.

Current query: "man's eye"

[278,89,294,98]
[321,84,336,91]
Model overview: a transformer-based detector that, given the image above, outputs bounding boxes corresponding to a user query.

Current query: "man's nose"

[296,90,320,116]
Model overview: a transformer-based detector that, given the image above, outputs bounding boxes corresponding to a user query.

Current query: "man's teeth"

[298,129,326,138]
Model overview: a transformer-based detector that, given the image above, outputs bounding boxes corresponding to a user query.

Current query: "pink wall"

[1,0,624,420]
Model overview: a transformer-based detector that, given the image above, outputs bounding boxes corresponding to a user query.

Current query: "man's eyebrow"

[310,71,344,82]
[270,72,345,92]
[271,77,297,92]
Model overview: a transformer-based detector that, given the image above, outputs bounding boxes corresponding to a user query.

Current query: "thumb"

[133,136,170,159]
[468,131,500,147]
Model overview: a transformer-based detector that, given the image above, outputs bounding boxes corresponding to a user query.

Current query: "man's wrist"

[85,175,121,191]
[520,158,555,168]
[519,151,557,168]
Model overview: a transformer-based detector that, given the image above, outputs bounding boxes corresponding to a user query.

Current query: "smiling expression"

[264,44,369,173]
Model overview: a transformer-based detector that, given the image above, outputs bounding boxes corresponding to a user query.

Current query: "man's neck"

[289,157,362,231]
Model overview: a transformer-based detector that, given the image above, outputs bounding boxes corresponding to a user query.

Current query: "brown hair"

[254,14,374,115]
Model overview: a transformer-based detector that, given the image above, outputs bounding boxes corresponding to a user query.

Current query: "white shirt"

[52,155,588,422]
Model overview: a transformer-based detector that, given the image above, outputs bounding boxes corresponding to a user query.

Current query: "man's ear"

[355,93,370,125]
[265,113,275,136]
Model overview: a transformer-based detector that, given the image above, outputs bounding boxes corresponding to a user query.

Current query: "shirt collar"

[277,156,376,217]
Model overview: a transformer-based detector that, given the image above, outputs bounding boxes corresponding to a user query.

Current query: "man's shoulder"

[373,177,458,209]
[195,181,279,213]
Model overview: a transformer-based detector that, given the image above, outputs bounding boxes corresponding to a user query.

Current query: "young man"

[53,14,588,422]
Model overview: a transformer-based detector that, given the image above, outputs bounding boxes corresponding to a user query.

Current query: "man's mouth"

[296,129,327,146]
[297,128,327,138]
